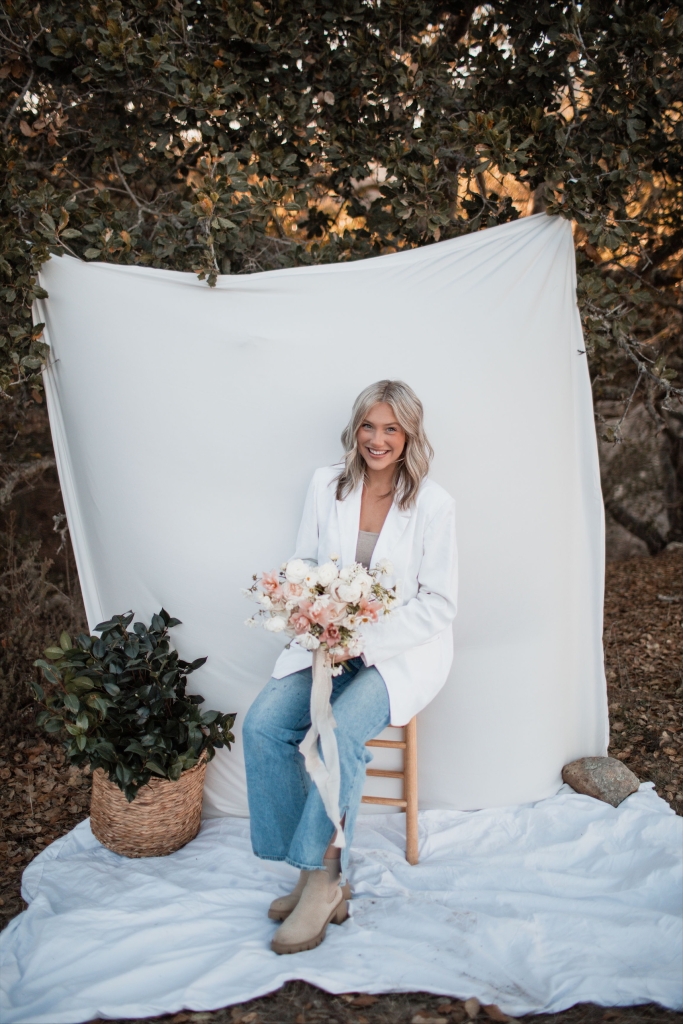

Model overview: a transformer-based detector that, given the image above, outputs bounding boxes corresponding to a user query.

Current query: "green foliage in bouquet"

[32,608,235,801]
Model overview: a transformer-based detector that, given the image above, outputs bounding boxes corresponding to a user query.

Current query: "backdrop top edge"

[43,213,567,289]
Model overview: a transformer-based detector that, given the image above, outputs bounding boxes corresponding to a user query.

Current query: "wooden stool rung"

[361,795,408,807]
[364,716,418,865]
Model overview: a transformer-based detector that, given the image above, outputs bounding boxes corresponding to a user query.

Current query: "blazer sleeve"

[361,497,458,666]
[290,470,321,564]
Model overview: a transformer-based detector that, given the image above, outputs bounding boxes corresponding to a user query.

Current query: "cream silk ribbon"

[298,646,345,849]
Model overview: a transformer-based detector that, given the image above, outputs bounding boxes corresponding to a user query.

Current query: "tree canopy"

[1,1,681,545]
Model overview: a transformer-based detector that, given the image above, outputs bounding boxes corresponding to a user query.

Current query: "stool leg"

[404,716,418,865]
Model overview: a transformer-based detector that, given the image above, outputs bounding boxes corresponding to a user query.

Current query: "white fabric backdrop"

[36,213,608,818]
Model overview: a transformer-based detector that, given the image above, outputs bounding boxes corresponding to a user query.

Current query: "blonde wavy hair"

[335,380,433,510]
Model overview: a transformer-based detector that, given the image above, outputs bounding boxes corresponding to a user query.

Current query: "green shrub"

[32,608,235,801]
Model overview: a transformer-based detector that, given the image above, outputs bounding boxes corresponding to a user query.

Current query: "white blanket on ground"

[1,784,680,1023]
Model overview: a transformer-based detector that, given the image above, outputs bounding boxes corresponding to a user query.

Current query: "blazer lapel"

[371,501,411,569]
[336,482,362,567]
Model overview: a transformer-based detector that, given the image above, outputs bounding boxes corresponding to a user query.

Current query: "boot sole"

[268,882,351,921]
[270,896,349,954]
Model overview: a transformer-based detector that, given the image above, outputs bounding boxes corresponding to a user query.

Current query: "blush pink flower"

[358,597,381,623]
[289,612,312,635]
[308,597,334,627]
[313,600,347,629]
[261,572,282,597]
[284,582,303,600]
[321,623,341,646]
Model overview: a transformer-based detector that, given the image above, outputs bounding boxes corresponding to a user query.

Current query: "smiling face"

[356,402,406,475]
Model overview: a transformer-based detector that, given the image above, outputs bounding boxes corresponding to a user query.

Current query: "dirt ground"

[0,549,681,1024]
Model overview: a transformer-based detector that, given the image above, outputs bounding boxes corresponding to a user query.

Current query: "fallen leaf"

[19,120,35,137]
[465,998,481,1019]
[412,1015,448,1024]
[483,1005,515,1022]
[350,995,379,1006]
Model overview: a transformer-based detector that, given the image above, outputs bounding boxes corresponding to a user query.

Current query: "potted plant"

[33,608,235,858]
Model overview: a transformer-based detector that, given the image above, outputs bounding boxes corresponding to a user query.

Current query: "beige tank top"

[355,530,380,569]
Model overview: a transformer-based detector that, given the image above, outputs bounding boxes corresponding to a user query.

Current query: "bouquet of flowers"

[246,555,397,670]
[245,555,397,847]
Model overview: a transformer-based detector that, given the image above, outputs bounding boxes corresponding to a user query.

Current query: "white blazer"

[272,465,458,725]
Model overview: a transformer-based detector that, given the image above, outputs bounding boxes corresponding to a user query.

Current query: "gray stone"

[562,756,640,807]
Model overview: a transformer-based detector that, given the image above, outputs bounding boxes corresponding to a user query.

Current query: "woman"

[243,379,457,955]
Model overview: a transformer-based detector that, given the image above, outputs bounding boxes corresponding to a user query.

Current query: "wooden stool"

[362,716,418,864]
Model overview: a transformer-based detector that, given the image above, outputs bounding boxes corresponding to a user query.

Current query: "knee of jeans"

[242,701,267,748]
[336,730,372,765]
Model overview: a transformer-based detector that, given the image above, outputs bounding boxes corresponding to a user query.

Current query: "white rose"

[355,571,373,597]
[310,595,331,616]
[264,615,288,633]
[298,632,321,650]
[285,559,309,584]
[317,561,339,587]
[337,581,362,603]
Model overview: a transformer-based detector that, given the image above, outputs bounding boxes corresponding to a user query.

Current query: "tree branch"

[2,71,34,134]
[0,457,56,508]
[604,498,668,555]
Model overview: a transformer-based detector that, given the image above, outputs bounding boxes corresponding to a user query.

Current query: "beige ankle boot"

[268,870,311,921]
[271,869,349,954]
[268,866,351,922]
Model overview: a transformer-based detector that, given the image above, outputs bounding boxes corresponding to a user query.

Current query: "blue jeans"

[243,658,391,875]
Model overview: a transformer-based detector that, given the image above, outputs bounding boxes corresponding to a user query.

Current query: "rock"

[562,756,639,807]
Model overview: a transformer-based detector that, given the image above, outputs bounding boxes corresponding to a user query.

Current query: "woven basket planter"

[90,755,207,858]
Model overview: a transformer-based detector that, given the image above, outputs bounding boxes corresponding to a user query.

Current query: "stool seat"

[362,716,418,864]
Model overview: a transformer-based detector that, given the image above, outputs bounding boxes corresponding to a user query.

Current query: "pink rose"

[261,572,282,597]
[321,623,341,646]
[284,582,303,599]
[289,612,312,635]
